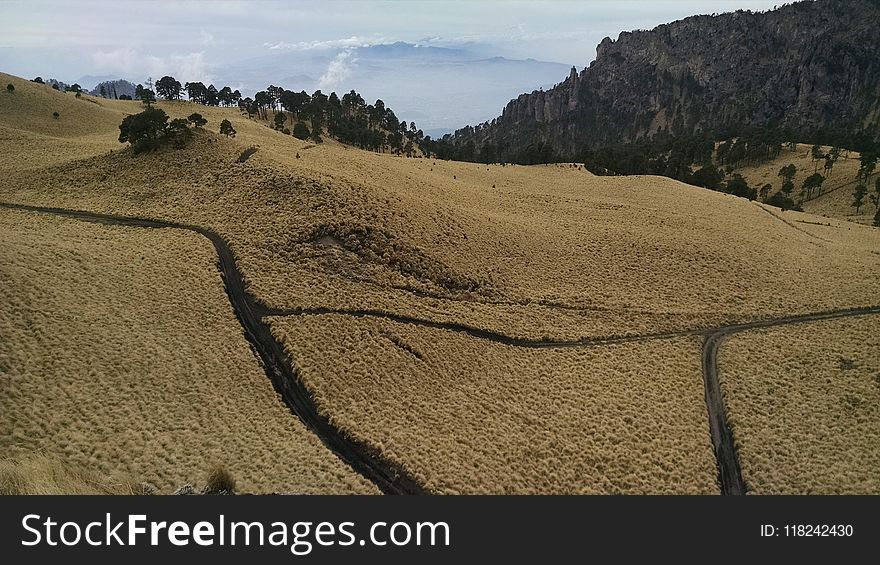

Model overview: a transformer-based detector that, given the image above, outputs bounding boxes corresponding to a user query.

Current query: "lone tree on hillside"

[155,76,182,100]
[852,184,867,214]
[187,113,207,127]
[219,119,236,137]
[32,77,44,84]
[292,121,310,140]
[6,84,13,94]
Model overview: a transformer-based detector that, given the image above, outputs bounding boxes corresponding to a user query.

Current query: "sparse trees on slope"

[220,119,236,138]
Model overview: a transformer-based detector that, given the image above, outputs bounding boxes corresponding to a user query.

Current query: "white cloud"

[91,48,212,84]
[200,30,216,46]
[263,35,388,51]
[317,50,355,91]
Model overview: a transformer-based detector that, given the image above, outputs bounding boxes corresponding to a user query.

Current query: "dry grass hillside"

[0,207,375,494]
[0,73,128,170]
[2,72,879,493]
[270,313,718,494]
[718,315,880,494]
[734,142,876,224]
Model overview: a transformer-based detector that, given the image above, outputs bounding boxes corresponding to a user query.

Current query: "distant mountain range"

[214,42,570,132]
[446,0,880,161]
[70,42,569,133]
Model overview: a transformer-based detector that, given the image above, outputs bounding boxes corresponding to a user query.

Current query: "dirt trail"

[752,201,833,243]
[0,202,425,495]
[4,201,879,495]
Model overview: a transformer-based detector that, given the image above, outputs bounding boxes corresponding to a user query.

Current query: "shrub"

[292,122,310,140]
[167,118,192,148]
[52,112,60,119]
[5,84,13,94]
[188,113,207,128]
[203,465,236,494]
[765,192,802,211]
[220,119,236,138]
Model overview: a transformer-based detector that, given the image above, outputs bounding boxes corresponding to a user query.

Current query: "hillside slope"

[448,0,880,162]
[2,73,879,493]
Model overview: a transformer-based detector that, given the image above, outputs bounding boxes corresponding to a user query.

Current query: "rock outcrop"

[452,0,880,161]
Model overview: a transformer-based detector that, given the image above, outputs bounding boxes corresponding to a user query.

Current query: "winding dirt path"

[3,201,879,495]
[0,202,425,495]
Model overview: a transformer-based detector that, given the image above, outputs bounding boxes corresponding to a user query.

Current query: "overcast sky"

[1,0,779,84]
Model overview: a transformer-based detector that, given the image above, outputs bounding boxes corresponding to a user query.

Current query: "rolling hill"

[2,71,878,493]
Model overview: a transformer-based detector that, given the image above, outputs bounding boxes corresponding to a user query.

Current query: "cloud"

[263,35,388,51]
[317,50,355,91]
[91,48,212,83]
[200,30,215,46]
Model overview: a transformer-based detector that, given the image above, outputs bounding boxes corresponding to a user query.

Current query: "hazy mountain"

[216,42,570,131]
[88,79,137,99]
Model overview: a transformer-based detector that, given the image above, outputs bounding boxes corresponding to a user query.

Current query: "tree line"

[132,75,427,156]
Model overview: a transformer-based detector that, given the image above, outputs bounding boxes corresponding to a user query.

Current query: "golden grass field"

[2,71,879,493]
[270,313,719,494]
[717,315,880,494]
[0,207,375,494]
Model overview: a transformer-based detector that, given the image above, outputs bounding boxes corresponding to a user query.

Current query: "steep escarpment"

[447,0,880,162]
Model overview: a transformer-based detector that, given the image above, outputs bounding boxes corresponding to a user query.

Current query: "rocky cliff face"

[454,0,880,160]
